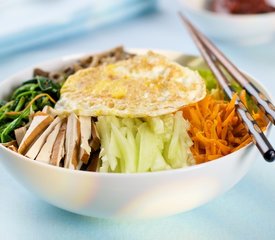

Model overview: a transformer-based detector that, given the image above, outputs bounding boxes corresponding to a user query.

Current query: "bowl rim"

[0,48,272,177]
[179,0,275,19]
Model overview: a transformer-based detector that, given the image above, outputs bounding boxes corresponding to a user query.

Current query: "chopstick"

[180,15,275,125]
[179,12,275,162]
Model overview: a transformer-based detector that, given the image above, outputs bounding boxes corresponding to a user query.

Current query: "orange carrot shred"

[182,91,267,164]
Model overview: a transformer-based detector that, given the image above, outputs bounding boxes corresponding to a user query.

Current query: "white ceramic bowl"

[179,0,275,44]
[0,49,271,219]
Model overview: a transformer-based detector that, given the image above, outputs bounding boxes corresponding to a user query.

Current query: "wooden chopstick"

[179,12,275,162]
[179,14,275,125]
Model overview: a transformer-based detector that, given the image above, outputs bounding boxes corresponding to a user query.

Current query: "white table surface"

[1,0,275,239]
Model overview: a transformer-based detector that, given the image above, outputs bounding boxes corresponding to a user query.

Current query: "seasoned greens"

[0,76,61,143]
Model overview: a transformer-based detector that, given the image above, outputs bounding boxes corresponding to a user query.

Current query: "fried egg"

[55,51,206,117]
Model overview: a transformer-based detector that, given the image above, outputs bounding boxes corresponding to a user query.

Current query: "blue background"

[1,0,275,239]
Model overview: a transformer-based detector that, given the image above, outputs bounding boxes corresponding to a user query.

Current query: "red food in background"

[210,0,275,14]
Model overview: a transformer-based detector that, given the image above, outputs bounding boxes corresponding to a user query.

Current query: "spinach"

[0,76,61,143]
[0,107,30,143]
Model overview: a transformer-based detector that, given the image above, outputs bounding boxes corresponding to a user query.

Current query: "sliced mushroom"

[50,121,67,166]
[25,116,62,159]
[18,112,53,155]
[14,126,27,146]
[2,140,17,149]
[36,120,63,164]
[87,151,100,172]
[90,119,100,151]
[79,151,100,172]
[8,145,18,152]
[33,68,50,78]
[42,105,58,118]
[64,113,80,169]
[79,116,92,164]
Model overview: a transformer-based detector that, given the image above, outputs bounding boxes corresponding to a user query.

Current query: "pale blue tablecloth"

[1,0,275,239]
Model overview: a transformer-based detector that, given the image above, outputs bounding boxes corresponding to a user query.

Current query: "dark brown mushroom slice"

[79,116,92,165]
[36,120,63,164]
[80,150,100,172]
[64,113,80,169]
[14,126,27,146]
[50,120,67,166]
[90,119,100,151]
[25,116,62,159]
[42,105,58,118]
[8,145,18,152]
[2,140,18,148]
[87,151,100,172]
[33,68,50,78]
[18,112,54,155]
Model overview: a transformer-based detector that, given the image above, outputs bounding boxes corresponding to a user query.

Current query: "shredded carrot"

[233,138,252,152]
[224,93,237,119]
[181,92,268,164]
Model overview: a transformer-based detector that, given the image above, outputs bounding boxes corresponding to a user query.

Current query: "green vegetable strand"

[0,108,30,143]
[14,97,26,112]
[10,83,38,100]
[0,75,61,143]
